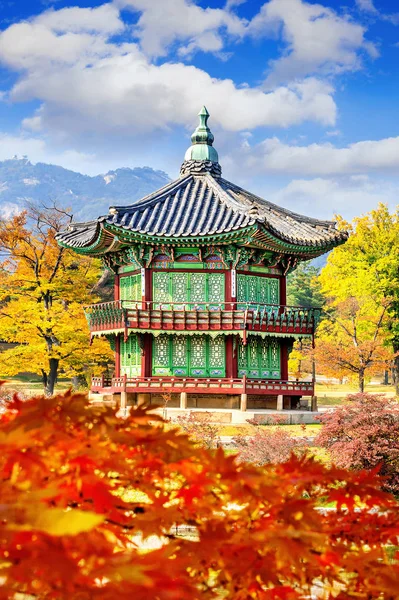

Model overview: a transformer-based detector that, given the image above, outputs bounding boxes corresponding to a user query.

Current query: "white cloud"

[0,132,96,173]
[237,136,399,176]
[355,0,378,13]
[270,175,397,220]
[0,7,337,140]
[34,4,123,34]
[249,0,377,86]
[116,0,246,57]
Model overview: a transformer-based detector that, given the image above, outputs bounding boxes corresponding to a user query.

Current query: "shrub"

[316,392,399,493]
[234,423,307,465]
[176,410,220,449]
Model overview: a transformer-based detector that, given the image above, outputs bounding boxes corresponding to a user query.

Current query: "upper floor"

[85,267,321,338]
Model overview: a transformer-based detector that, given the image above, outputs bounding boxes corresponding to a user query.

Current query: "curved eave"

[57,219,347,258]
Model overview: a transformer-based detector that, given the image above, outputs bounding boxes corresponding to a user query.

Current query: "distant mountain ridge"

[0,157,171,221]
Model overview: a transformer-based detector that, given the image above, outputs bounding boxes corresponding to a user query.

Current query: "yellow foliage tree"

[316,207,396,391]
[0,204,113,394]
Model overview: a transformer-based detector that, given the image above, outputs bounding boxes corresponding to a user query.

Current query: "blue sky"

[0,0,398,220]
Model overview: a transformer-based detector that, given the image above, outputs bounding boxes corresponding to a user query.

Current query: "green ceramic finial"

[184,106,219,163]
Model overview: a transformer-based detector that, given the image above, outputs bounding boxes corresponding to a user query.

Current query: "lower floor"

[111,332,290,380]
[94,332,314,411]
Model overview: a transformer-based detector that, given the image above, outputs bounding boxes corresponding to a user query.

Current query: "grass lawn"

[219,423,322,437]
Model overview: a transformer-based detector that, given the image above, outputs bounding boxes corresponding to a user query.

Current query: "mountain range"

[0,157,170,221]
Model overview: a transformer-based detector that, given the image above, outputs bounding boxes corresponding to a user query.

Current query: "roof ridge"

[204,173,260,220]
[106,174,192,216]
[220,177,337,228]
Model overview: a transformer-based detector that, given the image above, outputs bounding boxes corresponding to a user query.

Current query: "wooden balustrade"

[84,300,321,336]
[91,375,314,396]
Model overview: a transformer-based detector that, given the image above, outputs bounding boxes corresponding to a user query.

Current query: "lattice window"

[237,274,280,308]
[190,273,207,304]
[190,336,206,369]
[209,336,224,368]
[258,279,269,305]
[172,335,187,365]
[172,273,188,305]
[260,338,270,377]
[238,336,281,379]
[208,273,224,305]
[270,339,280,370]
[120,274,141,303]
[237,274,246,302]
[152,334,225,377]
[120,335,141,377]
[248,276,258,304]
[153,335,169,367]
[153,272,171,304]
[269,279,279,305]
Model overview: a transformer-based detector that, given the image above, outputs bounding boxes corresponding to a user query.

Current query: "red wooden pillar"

[140,268,153,377]
[141,334,152,377]
[115,334,121,378]
[280,275,287,306]
[281,341,289,381]
[225,269,238,378]
[225,336,238,378]
[114,273,120,301]
[114,273,121,377]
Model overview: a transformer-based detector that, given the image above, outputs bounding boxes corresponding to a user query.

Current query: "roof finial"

[191,106,214,147]
[180,106,221,177]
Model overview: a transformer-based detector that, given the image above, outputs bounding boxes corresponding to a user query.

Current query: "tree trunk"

[383,370,389,385]
[43,358,59,396]
[358,369,365,393]
[71,374,88,390]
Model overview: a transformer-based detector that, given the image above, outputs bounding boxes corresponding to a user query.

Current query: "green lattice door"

[120,273,141,307]
[153,272,224,308]
[152,334,170,375]
[152,335,226,377]
[120,335,141,377]
[238,337,281,379]
[237,275,280,312]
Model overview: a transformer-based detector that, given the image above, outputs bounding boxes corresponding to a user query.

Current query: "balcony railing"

[91,375,314,397]
[84,301,321,336]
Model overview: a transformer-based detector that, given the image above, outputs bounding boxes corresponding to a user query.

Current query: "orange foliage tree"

[1,388,399,599]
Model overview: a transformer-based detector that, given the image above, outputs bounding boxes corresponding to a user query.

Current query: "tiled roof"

[57,171,346,250]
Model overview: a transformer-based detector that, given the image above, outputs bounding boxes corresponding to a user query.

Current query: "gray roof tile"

[57,172,346,250]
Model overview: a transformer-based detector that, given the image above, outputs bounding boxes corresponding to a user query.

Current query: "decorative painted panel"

[120,334,141,377]
[238,336,281,379]
[120,274,141,305]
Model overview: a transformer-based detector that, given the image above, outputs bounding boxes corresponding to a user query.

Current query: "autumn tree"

[0,204,113,395]
[318,204,399,392]
[314,295,392,391]
[316,393,399,494]
[1,388,399,598]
